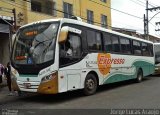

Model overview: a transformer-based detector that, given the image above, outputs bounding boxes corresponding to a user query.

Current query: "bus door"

[59,31,82,91]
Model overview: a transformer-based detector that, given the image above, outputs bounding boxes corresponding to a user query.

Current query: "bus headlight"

[41,71,57,83]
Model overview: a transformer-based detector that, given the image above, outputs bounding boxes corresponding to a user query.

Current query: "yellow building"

[0,0,111,65]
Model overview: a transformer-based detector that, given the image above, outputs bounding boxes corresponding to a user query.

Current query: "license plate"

[23,83,31,88]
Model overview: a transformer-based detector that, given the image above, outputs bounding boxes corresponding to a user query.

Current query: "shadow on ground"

[15,77,151,104]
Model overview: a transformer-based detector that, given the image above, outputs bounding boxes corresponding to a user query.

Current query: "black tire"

[83,74,98,96]
[136,69,143,83]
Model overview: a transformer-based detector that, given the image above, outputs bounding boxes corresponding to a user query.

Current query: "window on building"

[31,0,57,16]
[100,0,107,3]
[87,10,94,24]
[31,1,42,12]
[87,30,102,51]
[45,1,56,16]
[63,2,73,18]
[53,2,57,16]
[133,40,142,55]
[101,15,107,28]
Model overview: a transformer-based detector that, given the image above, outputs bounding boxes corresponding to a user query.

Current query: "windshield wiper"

[34,39,52,48]
[34,32,57,48]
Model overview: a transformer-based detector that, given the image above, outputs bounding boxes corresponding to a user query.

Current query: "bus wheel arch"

[136,68,143,83]
[83,71,99,96]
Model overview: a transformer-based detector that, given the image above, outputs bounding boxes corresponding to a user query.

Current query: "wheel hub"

[86,79,95,90]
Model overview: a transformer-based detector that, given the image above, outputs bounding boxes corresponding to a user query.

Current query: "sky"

[111,0,160,37]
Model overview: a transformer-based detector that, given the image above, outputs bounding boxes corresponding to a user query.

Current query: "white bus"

[154,43,160,74]
[11,18,155,95]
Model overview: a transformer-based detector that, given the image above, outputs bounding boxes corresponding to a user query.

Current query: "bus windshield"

[12,22,59,65]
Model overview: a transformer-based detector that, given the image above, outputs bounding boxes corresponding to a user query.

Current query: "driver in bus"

[60,38,73,57]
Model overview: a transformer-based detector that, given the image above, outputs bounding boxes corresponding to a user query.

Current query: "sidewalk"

[0,84,18,103]
[0,77,7,88]
[0,78,14,100]
[0,78,8,96]
[0,85,9,100]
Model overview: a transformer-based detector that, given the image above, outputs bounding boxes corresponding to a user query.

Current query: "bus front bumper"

[14,76,58,94]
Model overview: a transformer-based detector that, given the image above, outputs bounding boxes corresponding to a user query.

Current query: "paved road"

[0,75,160,111]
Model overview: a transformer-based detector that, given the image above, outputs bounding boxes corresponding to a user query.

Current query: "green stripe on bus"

[103,60,154,84]
[104,74,135,84]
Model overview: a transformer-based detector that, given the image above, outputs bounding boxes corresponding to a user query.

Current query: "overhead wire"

[142,0,159,7]
[89,0,143,19]
[1,0,150,33]
[0,0,114,28]
[129,0,146,7]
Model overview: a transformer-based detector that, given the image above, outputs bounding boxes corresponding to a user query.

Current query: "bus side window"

[133,40,142,56]
[120,37,131,54]
[142,42,150,56]
[104,33,112,52]
[111,35,120,53]
[87,30,102,51]
[59,33,82,66]
[68,34,82,57]
[147,44,153,56]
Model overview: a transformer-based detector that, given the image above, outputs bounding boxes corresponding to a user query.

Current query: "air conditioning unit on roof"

[70,16,82,21]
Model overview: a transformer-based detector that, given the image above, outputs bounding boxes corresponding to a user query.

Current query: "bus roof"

[20,18,153,44]
[154,43,160,45]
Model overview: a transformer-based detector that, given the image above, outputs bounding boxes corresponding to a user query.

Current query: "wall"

[0,33,10,65]
[0,0,112,65]
[0,0,112,28]
[80,0,111,28]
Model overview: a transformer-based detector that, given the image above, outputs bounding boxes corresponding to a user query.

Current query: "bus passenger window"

[104,33,112,52]
[96,33,102,50]
[111,35,120,52]
[59,34,82,66]
[148,44,153,56]
[120,37,131,54]
[87,30,102,51]
[142,43,150,56]
[133,40,142,56]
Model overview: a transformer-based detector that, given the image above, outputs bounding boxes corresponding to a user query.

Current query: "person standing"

[0,63,4,84]
[5,62,12,95]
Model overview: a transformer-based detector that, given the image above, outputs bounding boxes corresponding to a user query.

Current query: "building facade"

[0,0,111,65]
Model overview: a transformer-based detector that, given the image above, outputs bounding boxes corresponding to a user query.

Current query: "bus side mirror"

[58,26,69,43]
[155,58,160,64]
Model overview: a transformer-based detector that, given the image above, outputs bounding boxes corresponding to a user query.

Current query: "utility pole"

[144,0,149,40]
[144,0,160,40]
[146,0,149,40]
[12,8,16,31]
[144,14,147,39]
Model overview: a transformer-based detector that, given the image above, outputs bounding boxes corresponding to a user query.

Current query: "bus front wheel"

[83,73,98,96]
[136,69,143,83]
